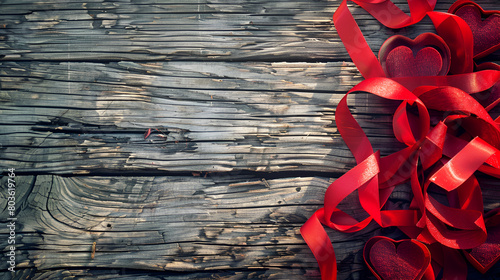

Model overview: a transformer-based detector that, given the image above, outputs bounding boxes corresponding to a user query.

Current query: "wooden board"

[0,175,370,279]
[1,174,499,279]
[1,0,500,279]
[0,60,409,175]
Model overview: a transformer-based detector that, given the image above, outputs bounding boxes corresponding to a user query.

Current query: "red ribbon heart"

[364,237,431,280]
[463,208,500,273]
[449,0,500,59]
[385,46,442,77]
[379,33,451,78]
[332,0,437,79]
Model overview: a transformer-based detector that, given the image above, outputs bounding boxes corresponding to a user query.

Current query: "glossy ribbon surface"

[301,0,500,279]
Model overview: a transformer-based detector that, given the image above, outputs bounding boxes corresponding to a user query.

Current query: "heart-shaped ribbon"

[450,0,500,58]
[364,237,431,280]
[379,33,451,78]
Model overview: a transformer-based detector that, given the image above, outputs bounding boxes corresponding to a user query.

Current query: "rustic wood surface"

[0,0,499,279]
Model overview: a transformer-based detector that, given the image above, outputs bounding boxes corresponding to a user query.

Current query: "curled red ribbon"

[301,0,500,279]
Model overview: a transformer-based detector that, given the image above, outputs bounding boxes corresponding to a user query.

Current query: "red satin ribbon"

[333,0,386,79]
[333,0,479,79]
[333,0,437,79]
[301,77,499,279]
[427,11,475,74]
[303,1,500,279]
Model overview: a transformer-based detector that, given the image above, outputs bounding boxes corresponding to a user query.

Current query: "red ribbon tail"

[301,209,336,280]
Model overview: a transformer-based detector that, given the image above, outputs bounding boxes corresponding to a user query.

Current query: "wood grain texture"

[0,175,380,279]
[0,0,499,279]
[2,0,497,62]
[0,0,416,62]
[0,60,407,175]
[1,174,499,279]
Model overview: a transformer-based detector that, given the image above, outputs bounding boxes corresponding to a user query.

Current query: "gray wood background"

[0,0,499,279]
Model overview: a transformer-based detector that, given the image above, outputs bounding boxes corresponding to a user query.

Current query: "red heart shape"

[386,46,443,78]
[450,1,500,58]
[364,237,431,280]
[379,33,451,78]
[463,209,500,273]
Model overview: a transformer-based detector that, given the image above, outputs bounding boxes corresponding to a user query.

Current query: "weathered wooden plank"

[0,60,408,175]
[18,268,321,280]
[3,0,495,62]
[0,174,380,279]
[1,174,499,279]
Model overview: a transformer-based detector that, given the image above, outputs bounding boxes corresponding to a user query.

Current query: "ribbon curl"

[301,0,500,279]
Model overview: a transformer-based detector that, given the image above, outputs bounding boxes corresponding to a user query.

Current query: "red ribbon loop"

[303,0,500,279]
[429,137,497,191]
